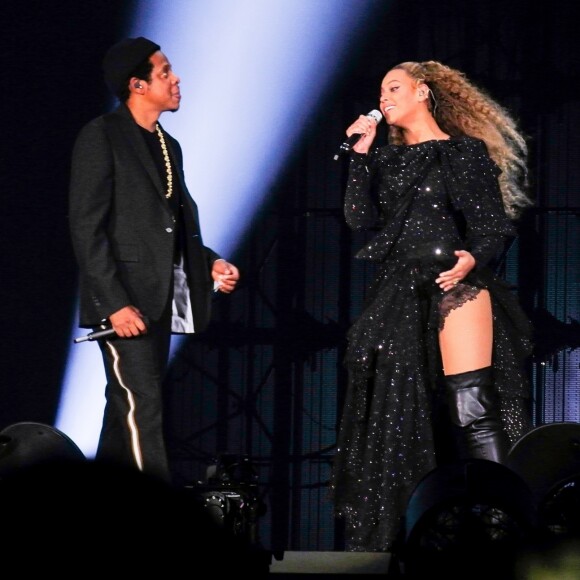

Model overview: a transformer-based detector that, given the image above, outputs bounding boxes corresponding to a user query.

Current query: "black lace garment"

[329,136,533,552]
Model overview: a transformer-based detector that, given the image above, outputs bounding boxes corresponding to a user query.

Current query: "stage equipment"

[0,421,85,479]
[399,459,538,578]
[185,454,266,546]
[506,422,580,538]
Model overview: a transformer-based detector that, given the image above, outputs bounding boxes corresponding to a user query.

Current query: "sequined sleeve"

[343,152,380,230]
[441,137,516,268]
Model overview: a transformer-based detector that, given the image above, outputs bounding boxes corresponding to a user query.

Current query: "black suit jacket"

[69,104,220,331]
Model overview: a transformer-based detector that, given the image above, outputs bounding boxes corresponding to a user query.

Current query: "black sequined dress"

[329,136,533,552]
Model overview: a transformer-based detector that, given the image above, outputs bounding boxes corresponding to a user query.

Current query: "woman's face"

[379,68,423,128]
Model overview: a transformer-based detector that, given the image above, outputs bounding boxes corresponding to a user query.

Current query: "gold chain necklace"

[155,123,173,199]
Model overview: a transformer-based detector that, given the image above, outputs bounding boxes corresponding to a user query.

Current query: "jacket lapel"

[111,104,167,202]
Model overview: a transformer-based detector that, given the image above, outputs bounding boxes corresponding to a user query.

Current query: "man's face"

[143,51,181,113]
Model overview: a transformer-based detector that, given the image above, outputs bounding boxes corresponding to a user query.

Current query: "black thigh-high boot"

[444,366,510,463]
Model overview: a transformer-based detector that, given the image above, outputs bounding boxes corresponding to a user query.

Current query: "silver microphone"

[333,109,383,161]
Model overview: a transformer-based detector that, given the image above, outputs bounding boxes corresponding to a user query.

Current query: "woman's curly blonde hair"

[388,61,533,220]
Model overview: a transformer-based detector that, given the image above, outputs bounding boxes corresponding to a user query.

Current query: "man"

[69,37,240,484]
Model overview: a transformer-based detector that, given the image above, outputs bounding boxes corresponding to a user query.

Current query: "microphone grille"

[367,109,383,124]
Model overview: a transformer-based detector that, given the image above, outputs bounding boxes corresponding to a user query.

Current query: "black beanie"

[102,36,161,95]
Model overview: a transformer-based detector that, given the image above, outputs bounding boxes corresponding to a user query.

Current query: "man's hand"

[109,305,148,337]
[212,259,240,294]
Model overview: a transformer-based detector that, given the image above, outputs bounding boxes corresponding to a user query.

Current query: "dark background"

[1,1,136,426]
[2,0,579,554]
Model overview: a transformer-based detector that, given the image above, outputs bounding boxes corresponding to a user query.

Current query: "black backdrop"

[1,1,136,427]
[2,0,580,553]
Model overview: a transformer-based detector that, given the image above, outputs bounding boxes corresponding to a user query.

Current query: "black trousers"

[96,304,172,484]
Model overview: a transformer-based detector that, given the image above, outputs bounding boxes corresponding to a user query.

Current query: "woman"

[329,61,534,552]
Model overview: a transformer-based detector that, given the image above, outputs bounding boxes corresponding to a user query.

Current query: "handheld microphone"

[333,109,383,161]
[73,316,149,344]
[73,327,116,344]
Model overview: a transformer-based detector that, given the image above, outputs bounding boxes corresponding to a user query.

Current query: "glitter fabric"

[329,136,533,552]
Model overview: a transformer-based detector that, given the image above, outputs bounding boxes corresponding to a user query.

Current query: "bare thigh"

[438,288,493,376]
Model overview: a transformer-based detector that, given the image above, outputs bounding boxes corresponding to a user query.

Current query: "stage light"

[0,421,85,479]
[506,422,580,538]
[399,459,538,578]
[131,0,381,255]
